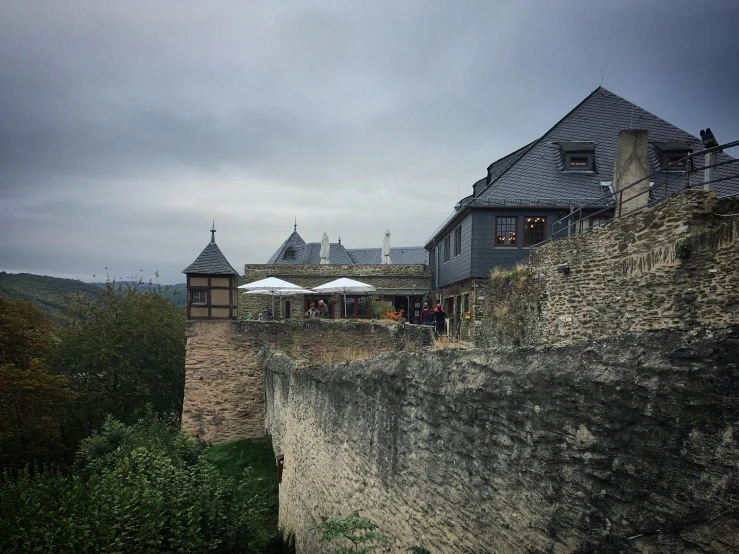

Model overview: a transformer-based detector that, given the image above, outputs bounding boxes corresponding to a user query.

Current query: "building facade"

[426,86,738,338]
[243,227,431,323]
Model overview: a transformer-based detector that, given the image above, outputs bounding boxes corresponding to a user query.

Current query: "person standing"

[318,299,330,318]
[433,303,446,337]
[420,303,433,326]
[306,302,319,318]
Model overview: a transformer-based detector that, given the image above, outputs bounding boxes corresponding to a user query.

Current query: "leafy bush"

[315,511,388,553]
[74,413,202,479]
[0,416,276,553]
[369,301,395,320]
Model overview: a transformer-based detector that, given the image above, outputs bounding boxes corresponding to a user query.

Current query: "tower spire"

[294,216,297,233]
[210,220,216,243]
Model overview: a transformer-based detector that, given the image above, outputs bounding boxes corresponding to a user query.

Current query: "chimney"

[612,129,650,215]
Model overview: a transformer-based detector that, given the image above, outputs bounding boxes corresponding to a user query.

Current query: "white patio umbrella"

[319,232,330,265]
[245,287,314,318]
[312,278,376,317]
[238,277,303,316]
[381,229,392,265]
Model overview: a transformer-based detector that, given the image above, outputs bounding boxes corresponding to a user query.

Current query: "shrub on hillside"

[0,416,274,553]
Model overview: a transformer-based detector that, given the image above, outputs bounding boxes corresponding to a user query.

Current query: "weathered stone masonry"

[181,189,739,553]
[265,328,739,554]
[181,319,434,444]
[477,190,739,347]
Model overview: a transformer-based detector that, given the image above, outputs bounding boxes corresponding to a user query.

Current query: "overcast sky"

[2,0,738,283]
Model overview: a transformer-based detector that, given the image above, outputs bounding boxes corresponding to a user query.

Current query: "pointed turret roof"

[182,225,239,275]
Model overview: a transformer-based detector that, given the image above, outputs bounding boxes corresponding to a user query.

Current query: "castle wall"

[475,190,739,346]
[265,328,739,553]
[181,319,434,444]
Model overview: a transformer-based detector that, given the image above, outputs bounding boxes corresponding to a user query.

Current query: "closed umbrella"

[320,232,330,265]
[245,287,314,318]
[381,229,392,265]
[312,278,376,317]
[239,277,302,317]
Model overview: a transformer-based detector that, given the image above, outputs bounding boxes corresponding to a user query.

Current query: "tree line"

[0,280,185,471]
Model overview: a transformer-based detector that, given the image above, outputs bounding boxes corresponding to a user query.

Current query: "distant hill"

[0,273,189,320]
[0,272,100,320]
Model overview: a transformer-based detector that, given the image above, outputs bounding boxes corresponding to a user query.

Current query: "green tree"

[315,511,388,554]
[0,298,75,471]
[54,280,186,435]
[0,415,274,553]
[0,297,56,369]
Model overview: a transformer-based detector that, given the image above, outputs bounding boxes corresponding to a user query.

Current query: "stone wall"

[182,319,434,444]
[265,327,739,554]
[477,190,739,347]
[242,263,431,319]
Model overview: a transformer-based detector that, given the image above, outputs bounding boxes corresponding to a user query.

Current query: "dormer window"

[283,248,295,260]
[664,152,690,172]
[554,142,596,173]
[652,142,692,173]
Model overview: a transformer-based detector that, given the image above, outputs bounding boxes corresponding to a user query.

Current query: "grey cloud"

[1,0,738,283]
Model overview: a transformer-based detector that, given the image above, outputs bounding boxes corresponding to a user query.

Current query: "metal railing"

[531,139,739,248]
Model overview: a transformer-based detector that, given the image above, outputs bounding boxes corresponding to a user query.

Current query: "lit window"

[443,235,451,262]
[192,291,207,305]
[454,227,462,257]
[283,248,295,260]
[496,216,518,247]
[523,217,547,246]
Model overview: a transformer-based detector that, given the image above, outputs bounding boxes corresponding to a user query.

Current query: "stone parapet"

[182,319,434,444]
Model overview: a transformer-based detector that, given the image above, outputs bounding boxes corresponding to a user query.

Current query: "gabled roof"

[265,230,428,265]
[346,247,428,265]
[183,235,239,275]
[266,230,306,264]
[475,87,737,205]
[267,239,355,265]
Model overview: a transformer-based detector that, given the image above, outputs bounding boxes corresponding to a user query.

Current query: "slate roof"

[183,237,239,275]
[486,142,534,181]
[266,230,306,264]
[475,87,738,205]
[426,86,738,246]
[266,233,428,265]
[346,247,428,265]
